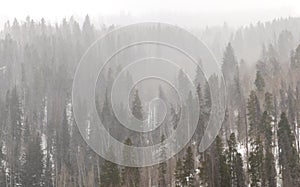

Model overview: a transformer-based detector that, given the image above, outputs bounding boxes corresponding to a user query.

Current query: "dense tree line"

[0,16,299,187]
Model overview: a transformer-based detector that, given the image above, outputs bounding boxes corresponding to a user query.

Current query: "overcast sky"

[0,0,299,28]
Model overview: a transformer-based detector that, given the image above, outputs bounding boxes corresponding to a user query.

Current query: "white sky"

[0,0,300,28]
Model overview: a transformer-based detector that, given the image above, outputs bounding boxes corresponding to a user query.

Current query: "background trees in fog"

[0,16,300,186]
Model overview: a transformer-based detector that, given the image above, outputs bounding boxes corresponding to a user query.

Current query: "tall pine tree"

[277,112,300,186]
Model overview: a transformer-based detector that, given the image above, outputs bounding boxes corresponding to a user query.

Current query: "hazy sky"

[1,0,300,28]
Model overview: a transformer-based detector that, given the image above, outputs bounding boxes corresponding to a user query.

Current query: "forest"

[0,15,300,187]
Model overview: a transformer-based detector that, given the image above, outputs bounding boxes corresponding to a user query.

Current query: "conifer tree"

[194,62,205,87]
[121,138,140,187]
[249,136,263,187]
[9,86,22,186]
[235,152,246,187]
[178,69,190,99]
[264,92,274,116]
[21,133,44,187]
[183,146,195,187]
[291,44,300,69]
[247,90,261,137]
[132,90,143,121]
[0,140,5,186]
[204,82,212,113]
[61,106,70,167]
[277,112,300,186]
[222,43,238,85]
[158,135,167,187]
[215,136,231,187]
[227,133,246,187]
[196,83,206,142]
[261,111,277,187]
[101,148,121,187]
[198,151,212,187]
[174,158,184,187]
[255,71,265,93]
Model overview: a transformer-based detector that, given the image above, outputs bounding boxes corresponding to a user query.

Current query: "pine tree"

[183,146,195,187]
[278,30,293,60]
[264,150,276,187]
[198,151,211,187]
[9,86,22,186]
[61,106,70,167]
[132,90,143,121]
[204,82,212,113]
[247,90,261,137]
[170,105,180,129]
[222,43,238,85]
[261,111,277,187]
[227,133,246,187]
[247,104,265,187]
[236,110,245,142]
[215,136,231,187]
[23,118,30,145]
[101,148,121,187]
[236,153,246,187]
[178,69,190,99]
[158,135,167,187]
[277,112,300,186]
[101,90,112,127]
[196,83,204,107]
[0,140,5,186]
[291,44,300,69]
[121,138,140,187]
[249,136,263,187]
[174,158,184,187]
[194,61,205,87]
[255,71,265,93]
[200,136,231,187]
[82,14,94,45]
[232,62,243,108]
[264,92,274,116]
[287,86,296,125]
[21,133,44,187]
[196,83,206,142]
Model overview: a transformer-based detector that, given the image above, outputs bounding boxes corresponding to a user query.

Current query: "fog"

[1,1,300,186]
[0,0,299,28]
